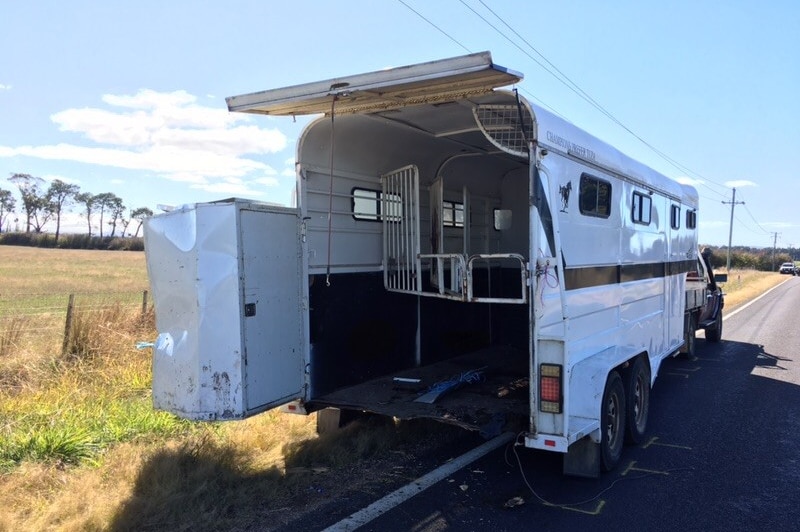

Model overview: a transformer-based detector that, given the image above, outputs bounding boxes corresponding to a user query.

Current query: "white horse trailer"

[144,52,720,477]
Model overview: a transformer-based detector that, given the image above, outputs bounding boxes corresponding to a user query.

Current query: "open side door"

[239,207,306,414]
[146,200,306,420]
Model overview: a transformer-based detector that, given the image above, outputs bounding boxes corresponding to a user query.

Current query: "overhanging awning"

[226,51,522,116]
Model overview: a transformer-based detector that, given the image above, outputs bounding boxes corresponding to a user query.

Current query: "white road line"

[696,278,789,338]
[322,431,516,532]
[723,277,793,321]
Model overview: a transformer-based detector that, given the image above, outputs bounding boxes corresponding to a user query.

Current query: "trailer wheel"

[601,371,626,471]
[624,357,650,445]
[705,312,723,343]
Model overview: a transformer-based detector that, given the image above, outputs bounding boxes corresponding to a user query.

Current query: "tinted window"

[670,204,681,229]
[631,192,652,225]
[579,174,612,218]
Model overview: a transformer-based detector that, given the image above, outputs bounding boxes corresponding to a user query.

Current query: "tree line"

[0,173,153,242]
[702,245,798,272]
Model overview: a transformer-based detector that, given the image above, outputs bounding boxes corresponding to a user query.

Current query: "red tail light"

[539,363,562,413]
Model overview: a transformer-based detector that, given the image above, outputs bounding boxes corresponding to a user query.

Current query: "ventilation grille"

[473,104,534,158]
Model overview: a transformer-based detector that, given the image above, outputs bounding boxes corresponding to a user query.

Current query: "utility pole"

[771,232,780,271]
[722,188,745,271]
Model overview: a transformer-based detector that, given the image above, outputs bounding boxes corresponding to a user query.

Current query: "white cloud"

[724,180,757,188]
[761,221,794,228]
[190,180,264,196]
[40,173,81,185]
[253,176,280,187]
[0,89,289,189]
[700,220,730,228]
[0,84,11,91]
[675,176,703,187]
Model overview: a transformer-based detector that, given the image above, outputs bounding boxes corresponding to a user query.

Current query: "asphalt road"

[318,276,800,532]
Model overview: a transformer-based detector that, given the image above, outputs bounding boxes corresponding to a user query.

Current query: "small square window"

[493,209,512,231]
[352,187,402,222]
[671,205,681,229]
[442,201,464,228]
[632,191,652,225]
[579,174,612,219]
[686,209,697,229]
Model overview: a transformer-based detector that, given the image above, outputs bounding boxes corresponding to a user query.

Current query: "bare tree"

[120,214,132,237]
[93,192,123,238]
[106,195,125,238]
[46,179,80,243]
[130,206,153,237]
[0,188,15,233]
[8,173,48,233]
[75,192,96,237]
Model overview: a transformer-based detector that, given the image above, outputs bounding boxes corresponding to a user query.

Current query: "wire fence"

[0,290,152,356]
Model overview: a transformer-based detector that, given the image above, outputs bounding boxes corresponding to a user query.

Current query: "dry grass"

[0,246,147,295]
[0,246,465,531]
[718,268,789,312]
[0,246,791,531]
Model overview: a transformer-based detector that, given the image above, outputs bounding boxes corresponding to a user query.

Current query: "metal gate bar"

[382,165,421,294]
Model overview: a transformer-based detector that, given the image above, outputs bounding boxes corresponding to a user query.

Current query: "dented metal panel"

[144,200,305,420]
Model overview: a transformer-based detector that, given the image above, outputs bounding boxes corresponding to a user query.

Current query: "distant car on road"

[779,262,797,275]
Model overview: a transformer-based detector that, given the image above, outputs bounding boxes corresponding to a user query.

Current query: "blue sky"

[1,0,798,248]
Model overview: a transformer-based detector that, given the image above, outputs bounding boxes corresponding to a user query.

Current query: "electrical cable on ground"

[506,432,693,508]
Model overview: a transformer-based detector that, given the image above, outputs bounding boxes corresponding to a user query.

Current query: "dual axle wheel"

[600,356,651,471]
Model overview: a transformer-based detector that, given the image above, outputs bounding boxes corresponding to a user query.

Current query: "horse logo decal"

[559,181,572,212]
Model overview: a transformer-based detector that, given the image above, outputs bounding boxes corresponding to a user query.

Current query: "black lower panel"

[309,272,417,397]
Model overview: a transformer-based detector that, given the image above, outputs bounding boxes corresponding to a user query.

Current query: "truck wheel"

[705,312,723,343]
[601,371,626,471]
[680,314,697,359]
[624,357,650,445]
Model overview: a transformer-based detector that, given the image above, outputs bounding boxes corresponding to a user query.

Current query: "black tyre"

[680,314,697,359]
[624,357,651,445]
[705,311,723,343]
[600,371,626,471]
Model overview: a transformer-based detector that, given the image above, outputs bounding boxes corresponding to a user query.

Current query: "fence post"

[141,290,148,316]
[62,293,75,356]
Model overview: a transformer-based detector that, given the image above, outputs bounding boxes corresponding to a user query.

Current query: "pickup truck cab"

[683,249,726,356]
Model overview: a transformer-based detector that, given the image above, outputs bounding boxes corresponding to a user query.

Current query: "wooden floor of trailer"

[309,346,530,436]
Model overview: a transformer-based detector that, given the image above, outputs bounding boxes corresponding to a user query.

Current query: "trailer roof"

[226,51,522,116]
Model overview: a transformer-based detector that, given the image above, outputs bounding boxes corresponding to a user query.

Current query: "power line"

[465,0,733,196]
[741,202,771,235]
[397,0,767,232]
[733,212,767,236]
[396,0,471,53]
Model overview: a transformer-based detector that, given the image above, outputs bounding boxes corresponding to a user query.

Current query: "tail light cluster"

[539,363,562,413]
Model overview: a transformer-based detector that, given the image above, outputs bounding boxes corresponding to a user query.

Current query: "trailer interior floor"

[309,345,529,436]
